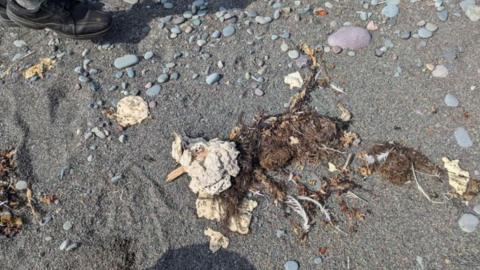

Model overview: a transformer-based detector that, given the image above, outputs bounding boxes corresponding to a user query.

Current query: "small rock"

[206,73,222,85]
[15,181,28,191]
[211,31,221,38]
[313,256,323,264]
[118,134,127,143]
[275,230,286,238]
[400,31,411,39]
[458,213,479,232]
[432,65,448,77]
[146,85,161,96]
[382,4,399,18]
[327,26,372,50]
[59,240,70,251]
[91,127,106,139]
[157,73,169,83]
[111,175,123,184]
[144,51,154,60]
[255,16,273,24]
[254,88,264,96]
[222,25,236,37]
[65,242,79,251]
[465,6,480,22]
[418,28,432,39]
[113,55,139,69]
[288,50,300,59]
[280,42,289,52]
[444,94,459,107]
[284,260,299,270]
[13,40,27,48]
[63,221,73,231]
[437,10,448,21]
[454,127,473,148]
[425,23,438,32]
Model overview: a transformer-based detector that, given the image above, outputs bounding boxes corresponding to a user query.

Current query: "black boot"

[0,0,17,26]
[6,0,112,39]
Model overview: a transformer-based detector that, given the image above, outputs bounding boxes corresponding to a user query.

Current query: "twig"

[320,144,345,154]
[329,83,347,94]
[414,170,441,178]
[26,187,41,223]
[297,196,348,235]
[345,191,368,204]
[411,165,444,204]
[285,195,310,232]
[342,153,354,171]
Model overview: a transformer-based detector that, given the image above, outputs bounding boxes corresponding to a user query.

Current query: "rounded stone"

[454,127,473,148]
[222,25,236,37]
[63,221,73,231]
[473,204,480,215]
[418,28,432,39]
[254,88,264,96]
[284,260,299,270]
[288,50,300,59]
[206,73,222,85]
[381,4,399,18]
[444,94,459,107]
[146,85,161,97]
[15,181,28,191]
[458,214,479,233]
[144,51,154,60]
[432,65,448,78]
[327,26,372,50]
[113,55,139,69]
[313,256,323,264]
[157,74,169,83]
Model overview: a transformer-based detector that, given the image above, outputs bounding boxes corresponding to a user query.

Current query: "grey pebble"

[437,10,448,21]
[79,76,90,83]
[59,240,70,251]
[63,221,73,231]
[126,68,135,78]
[211,30,221,38]
[65,242,79,251]
[113,55,139,69]
[222,25,236,37]
[473,204,480,215]
[382,4,399,18]
[444,94,459,107]
[111,175,123,184]
[288,50,300,59]
[313,256,323,264]
[254,89,264,96]
[284,260,299,270]
[170,72,180,80]
[418,28,432,38]
[146,85,161,96]
[454,127,473,148]
[255,16,273,24]
[15,180,28,191]
[458,214,479,233]
[400,31,411,40]
[157,73,169,83]
[144,51,154,60]
[13,40,27,48]
[114,71,124,79]
[119,134,127,143]
[206,73,222,85]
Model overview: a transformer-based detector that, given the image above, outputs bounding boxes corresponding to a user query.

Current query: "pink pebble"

[327,26,372,50]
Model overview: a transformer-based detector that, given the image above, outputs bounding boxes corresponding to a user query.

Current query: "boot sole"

[6,8,111,39]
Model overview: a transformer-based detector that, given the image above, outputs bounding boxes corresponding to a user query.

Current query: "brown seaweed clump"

[0,148,23,237]
[359,142,440,185]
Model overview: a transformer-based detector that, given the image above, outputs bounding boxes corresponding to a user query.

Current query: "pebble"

[222,25,236,37]
[454,127,473,148]
[111,175,123,184]
[65,242,79,251]
[458,213,479,232]
[275,229,286,238]
[284,260,299,270]
[206,73,222,85]
[13,40,27,47]
[59,240,70,250]
[144,51,154,60]
[91,127,106,139]
[465,6,480,22]
[170,72,180,80]
[15,180,28,191]
[211,31,221,38]
[444,94,459,107]
[254,88,264,96]
[437,10,448,21]
[418,28,432,39]
[163,2,173,9]
[63,221,73,231]
[432,65,448,77]
[400,31,411,39]
[327,26,372,50]
[280,42,289,52]
[157,73,169,83]
[382,4,399,18]
[255,16,273,24]
[126,68,135,78]
[313,256,323,264]
[473,204,480,215]
[425,23,438,32]
[119,134,127,143]
[113,55,139,69]
[146,85,161,96]
[288,50,300,59]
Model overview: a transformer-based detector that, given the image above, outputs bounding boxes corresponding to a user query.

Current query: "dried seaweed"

[361,142,439,185]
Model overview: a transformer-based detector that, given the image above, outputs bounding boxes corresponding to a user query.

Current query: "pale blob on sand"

[327,26,372,50]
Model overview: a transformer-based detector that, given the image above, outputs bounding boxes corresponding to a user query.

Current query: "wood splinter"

[166,166,187,182]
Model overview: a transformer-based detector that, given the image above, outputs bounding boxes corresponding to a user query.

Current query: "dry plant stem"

[166,166,186,182]
[297,196,348,235]
[26,188,40,223]
[345,191,368,204]
[411,165,445,204]
[342,153,354,171]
